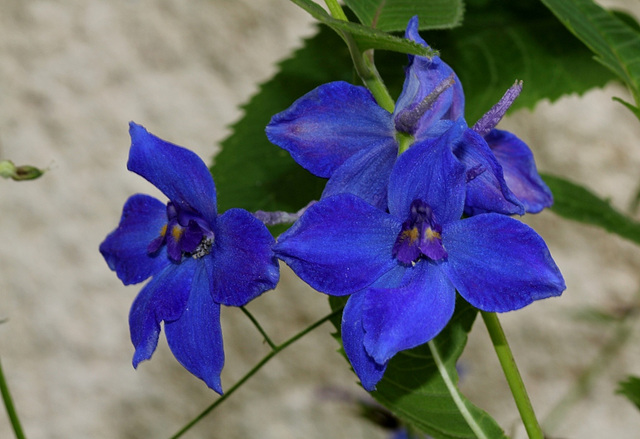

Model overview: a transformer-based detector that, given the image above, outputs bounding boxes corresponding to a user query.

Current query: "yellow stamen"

[425,227,441,241]
[401,227,420,244]
[171,225,183,241]
[159,224,168,237]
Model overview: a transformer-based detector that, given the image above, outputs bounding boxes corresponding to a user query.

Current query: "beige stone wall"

[1,1,639,438]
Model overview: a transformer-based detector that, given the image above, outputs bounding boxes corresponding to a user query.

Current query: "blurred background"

[1,0,640,438]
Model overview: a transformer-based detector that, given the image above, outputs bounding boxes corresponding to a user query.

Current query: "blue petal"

[453,128,525,216]
[129,260,196,368]
[362,262,456,364]
[165,263,224,393]
[441,214,565,312]
[208,208,279,307]
[388,123,467,224]
[486,129,553,213]
[394,16,465,138]
[265,82,394,178]
[100,194,171,285]
[273,194,401,296]
[127,122,218,224]
[341,292,387,391]
[321,140,397,210]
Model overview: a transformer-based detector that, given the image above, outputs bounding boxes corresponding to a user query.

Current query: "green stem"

[322,0,395,112]
[481,311,543,439]
[240,306,277,351]
[168,307,344,439]
[323,0,348,21]
[427,340,489,439]
[0,357,26,439]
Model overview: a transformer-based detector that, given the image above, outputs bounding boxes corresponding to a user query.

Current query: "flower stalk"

[240,306,277,351]
[323,0,395,112]
[481,311,544,439]
[168,306,345,439]
[0,357,27,439]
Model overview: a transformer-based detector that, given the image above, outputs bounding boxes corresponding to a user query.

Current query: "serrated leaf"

[616,376,640,410]
[329,296,507,439]
[418,0,616,122]
[213,1,618,215]
[542,173,640,246]
[289,0,434,56]
[344,0,464,31]
[541,0,640,105]
[211,27,347,213]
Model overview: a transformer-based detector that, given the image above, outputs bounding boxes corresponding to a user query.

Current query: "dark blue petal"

[362,262,456,364]
[165,263,224,393]
[127,122,217,224]
[486,129,553,213]
[273,194,401,296]
[100,194,171,285]
[395,16,465,138]
[453,128,525,216]
[441,214,565,312]
[321,140,397,210]
[208,208,279,307]
[341,292,388,391]
[266,82,394,178]
[129,260,196,368]
[388,122,467,224]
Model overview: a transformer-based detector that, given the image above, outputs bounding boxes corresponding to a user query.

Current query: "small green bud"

[0,160,46,181]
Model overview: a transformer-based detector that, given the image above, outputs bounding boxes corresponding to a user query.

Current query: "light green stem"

[168,307,344,439]
[427,340,489,439]
[240,306,277,351]
[481,311,544,439]
[322,0,395,112]
[0,357,26,439]
[323,0,348,21]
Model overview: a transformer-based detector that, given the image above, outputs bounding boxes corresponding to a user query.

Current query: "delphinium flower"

[273,127,565,390]
[266,16,551,216]
[100,123,279,393]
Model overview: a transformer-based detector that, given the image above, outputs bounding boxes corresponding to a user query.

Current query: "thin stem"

[0,357,26,439]
[168,307,344,439]
[322,0,395,112]
[323,0,348,21]
[240,306,276,351]
[481,311,543,439]
[427,340,489,439]
[361,53,395,112]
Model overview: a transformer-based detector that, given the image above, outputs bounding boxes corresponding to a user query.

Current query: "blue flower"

[273,129,565,391]
[100,122,279,393]
[266,16,551,216]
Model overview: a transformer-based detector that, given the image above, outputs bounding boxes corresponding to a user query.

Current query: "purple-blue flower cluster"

[100,16,565,395]
[100,123,279,393]
[267,16,552,216]
[268,17,565,390]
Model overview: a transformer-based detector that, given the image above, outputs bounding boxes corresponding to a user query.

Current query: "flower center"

[147,202,214,262]
[392,199,447,264]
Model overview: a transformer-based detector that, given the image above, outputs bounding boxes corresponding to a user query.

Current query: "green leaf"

[343,0,464,31]
[419,0,617,123]
[213,1,619,214]
[288,0,434,56]
[329,297,507,439]
[616,376,640,411]
[211,26,349,213]
[542,173,640,246]
[540,0,640,106]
